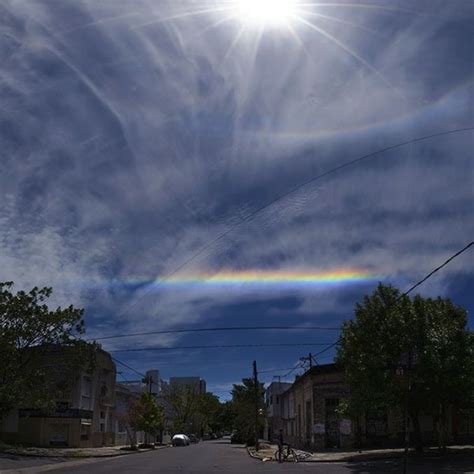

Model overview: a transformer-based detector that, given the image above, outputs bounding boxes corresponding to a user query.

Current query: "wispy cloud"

[1,0,472,379]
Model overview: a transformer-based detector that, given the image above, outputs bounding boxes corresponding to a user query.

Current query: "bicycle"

[274,443,298,463]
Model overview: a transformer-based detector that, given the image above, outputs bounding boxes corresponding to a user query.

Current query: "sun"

[233,0,299,27]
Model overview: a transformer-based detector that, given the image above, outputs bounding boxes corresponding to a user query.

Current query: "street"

[2,440,473,474]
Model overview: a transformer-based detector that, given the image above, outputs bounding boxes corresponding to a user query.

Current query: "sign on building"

[340,418,352,435]
[313,423,325,434]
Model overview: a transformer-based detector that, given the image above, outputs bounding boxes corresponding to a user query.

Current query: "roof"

[280,363,343,395]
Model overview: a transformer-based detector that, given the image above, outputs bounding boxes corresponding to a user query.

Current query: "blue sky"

[1,0,473,399]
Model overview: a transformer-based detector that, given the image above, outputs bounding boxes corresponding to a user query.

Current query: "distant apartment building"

[169,377,206,395]
[0,345,116,448]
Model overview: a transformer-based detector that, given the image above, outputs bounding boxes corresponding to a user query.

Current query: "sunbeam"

[134,5,234,29]
[302,2,418,15]
[294,16,406,101]
[224,24,247,59]
[296,9,382,36]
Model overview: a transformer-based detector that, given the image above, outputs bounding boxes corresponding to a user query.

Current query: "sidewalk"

[248,443,474,463]
[0,442,166,458]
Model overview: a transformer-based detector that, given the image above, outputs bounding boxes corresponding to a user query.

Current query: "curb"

[0,446,167,459]
[246,447,263,460]
[247,447,474,464]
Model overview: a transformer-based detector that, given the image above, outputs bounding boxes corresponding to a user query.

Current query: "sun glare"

[233,0,299,27]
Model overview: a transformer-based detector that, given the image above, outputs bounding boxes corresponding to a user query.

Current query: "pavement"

[0,444,159,458]
[1,439,473,474]
[249,443,474,463]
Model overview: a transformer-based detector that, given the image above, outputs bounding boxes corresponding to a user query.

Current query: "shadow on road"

[345,457,474,474]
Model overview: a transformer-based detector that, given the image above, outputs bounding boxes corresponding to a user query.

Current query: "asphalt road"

[1,441,473,474]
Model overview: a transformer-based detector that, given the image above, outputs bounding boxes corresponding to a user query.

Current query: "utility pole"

[403,350,412,474]
[253,360,259,451]
[142,375,153,445]
[299,352,315,371]
[397,350,413,474]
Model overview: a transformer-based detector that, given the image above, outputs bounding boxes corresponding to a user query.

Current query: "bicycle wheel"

[289,448,298,463]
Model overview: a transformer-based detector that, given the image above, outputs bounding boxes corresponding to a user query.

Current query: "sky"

[1,0,473,400]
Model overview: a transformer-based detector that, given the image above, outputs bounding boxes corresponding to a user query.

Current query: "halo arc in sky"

[104,269,382,291]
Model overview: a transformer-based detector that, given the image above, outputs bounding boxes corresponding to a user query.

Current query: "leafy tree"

[129,392,164,443]
[218,400,237,433]
[195,392,222,436]
[337,283,474,450]
[231,378,266,446]
[0,281,96,417]
[162,385,200,434]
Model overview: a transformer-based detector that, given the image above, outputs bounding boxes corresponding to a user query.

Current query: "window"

[100,423,105,432]
[100,411,105,419]
[270,395,273,405]
[276,395,279,405]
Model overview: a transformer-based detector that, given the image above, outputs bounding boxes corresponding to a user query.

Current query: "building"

[169,377,206,395]
[264,381,292,441]
[117,369,162,396]
[114,383,145,446]
[0,345,116,448]
[115,369,171,445]
[278,363,474,451]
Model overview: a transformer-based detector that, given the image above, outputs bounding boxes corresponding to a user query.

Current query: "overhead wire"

[399,241,473,299]
[105,240,473,381]
[91,325,340,342]
[110,342,337,353]
[121,127,474,316]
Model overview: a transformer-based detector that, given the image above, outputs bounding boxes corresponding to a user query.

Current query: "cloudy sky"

[1,0,473,398]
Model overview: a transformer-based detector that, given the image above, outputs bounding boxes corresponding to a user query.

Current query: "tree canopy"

[337,283,474,448]
[231,378,266,445]
[0,281,96,416]
[129,392,164,439]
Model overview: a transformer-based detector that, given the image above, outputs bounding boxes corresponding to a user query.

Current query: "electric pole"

[253,360,259,451]
[299,352,315,371]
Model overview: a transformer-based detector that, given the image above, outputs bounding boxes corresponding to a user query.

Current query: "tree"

[129,392,164,444]
[162,385,200,434]
[337,283,474,450]
[218,400,237,433]
[0,281,96,417]
[193,392,220,436]
[231,378,266,445]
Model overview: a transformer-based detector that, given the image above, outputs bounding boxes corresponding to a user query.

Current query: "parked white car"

[172,434,190,446]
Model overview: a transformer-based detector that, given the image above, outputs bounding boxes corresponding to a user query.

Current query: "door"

[325,398,340,448]
[49,424,69,447]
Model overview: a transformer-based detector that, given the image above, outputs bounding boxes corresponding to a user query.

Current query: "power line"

[108,241,472,380]
[91,325,340,342]
[399,241,473,299]
[282,363,305,378]
[94,240,473,343]
[258,365,304,374]
[122,127,474,315]
[313,341,339,358]
[111,356,146,378]
[231,241,474,379]
[110,342,336,353]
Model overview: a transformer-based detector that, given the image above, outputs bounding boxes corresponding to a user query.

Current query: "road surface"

[1,440,473,473]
